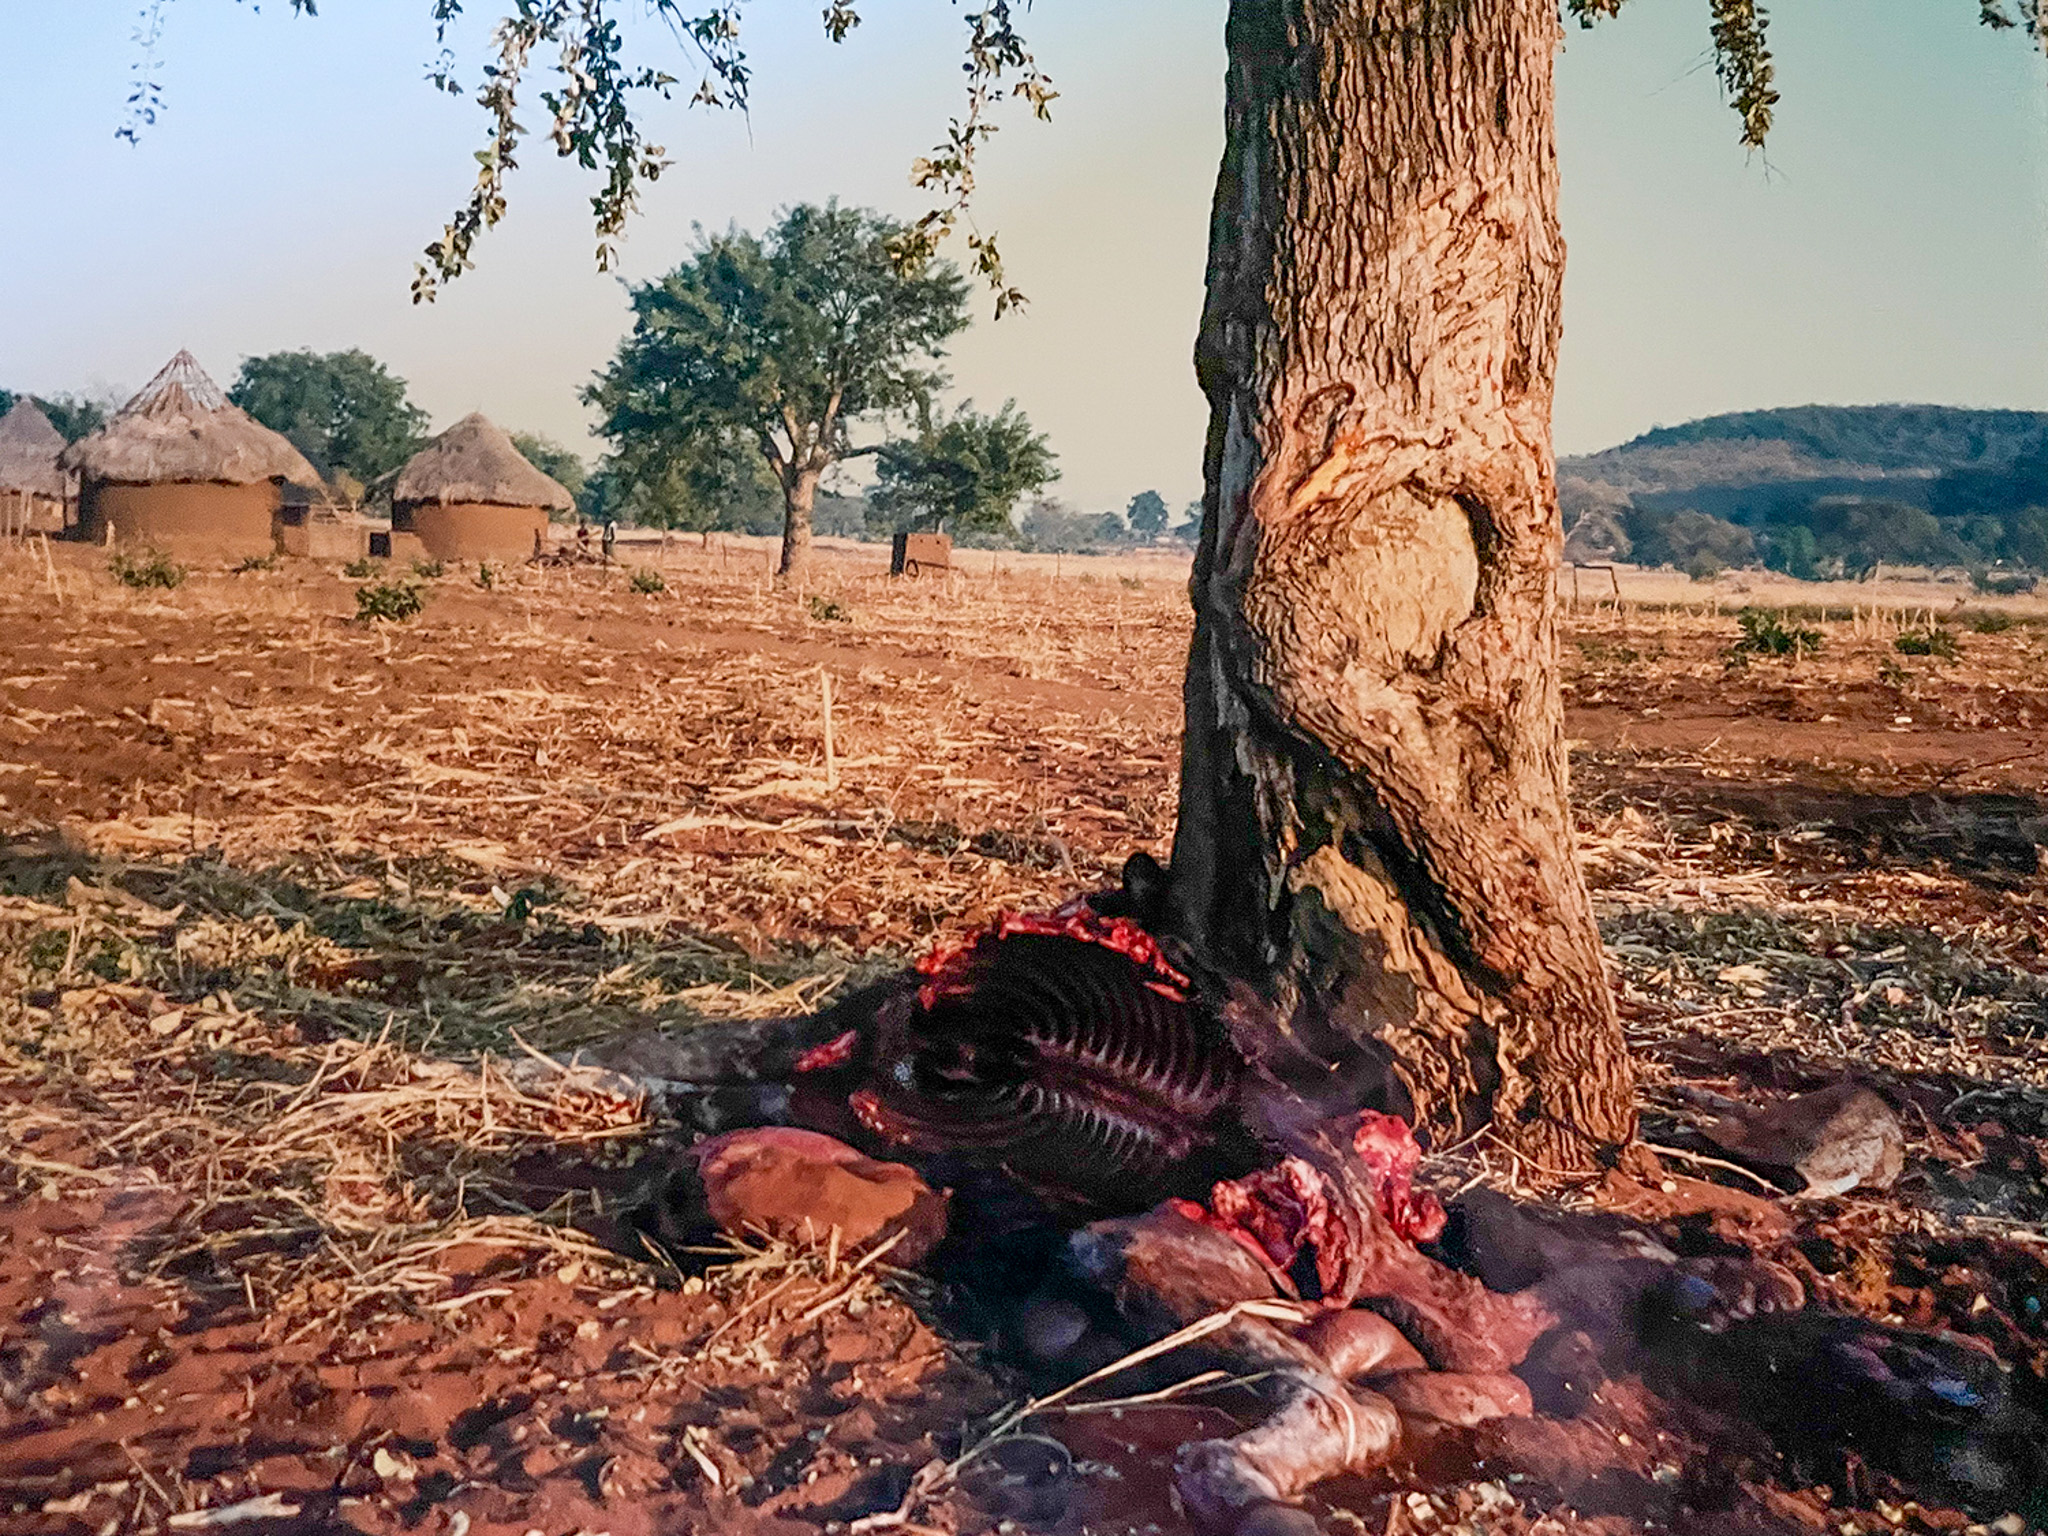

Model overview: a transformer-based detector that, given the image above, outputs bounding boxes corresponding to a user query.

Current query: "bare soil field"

[3,536,2046,1536]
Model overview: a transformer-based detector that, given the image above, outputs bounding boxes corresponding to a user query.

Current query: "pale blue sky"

[2,1,2044,510]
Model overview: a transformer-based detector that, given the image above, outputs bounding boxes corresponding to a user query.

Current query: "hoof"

[958,1433,1074,1525]
[1013,1294,1093,1364]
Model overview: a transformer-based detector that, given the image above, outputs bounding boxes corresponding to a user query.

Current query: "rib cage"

[856,933,1242,1210]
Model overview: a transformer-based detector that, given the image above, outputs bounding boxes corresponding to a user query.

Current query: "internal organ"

[838,925,1244,1211]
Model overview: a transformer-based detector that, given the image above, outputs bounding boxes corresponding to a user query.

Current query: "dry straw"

[60,351,325,488]
[390,412,575,510]
[0,397,67,497]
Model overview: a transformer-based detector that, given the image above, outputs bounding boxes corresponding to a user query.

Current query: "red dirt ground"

[6,542,2048,1536]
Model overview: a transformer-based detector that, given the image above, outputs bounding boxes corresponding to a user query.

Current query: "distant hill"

[1611,404,2048,473]
[1560,405,2048,580]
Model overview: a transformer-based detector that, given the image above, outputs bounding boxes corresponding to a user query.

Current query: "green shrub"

[1729,607,1821,657]
[109,549,186,590]
[1971,569,2036,597]
[411,558,446,579]
[1894,627,1959,659]
[1964,609,2018,634]
[355,580,426,623]
[807,595,850,622]
[231,553,277,574]
[342,556,377,579]
[475,562,497,590]
[630,566,666,594]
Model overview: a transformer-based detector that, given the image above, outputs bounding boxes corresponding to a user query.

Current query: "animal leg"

[1175,1359,1401,1535]
[1069,1206,1406,1533]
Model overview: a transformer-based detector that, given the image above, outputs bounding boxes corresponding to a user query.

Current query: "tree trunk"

[1167,0,1636,1173]
[777,466,820,585]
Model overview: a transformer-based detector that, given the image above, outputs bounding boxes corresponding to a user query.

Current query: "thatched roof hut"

[0,400,67,499]
[61,352,328,558]
[389,413,572,562]
[61,351,323,489]
[390,413,574,513]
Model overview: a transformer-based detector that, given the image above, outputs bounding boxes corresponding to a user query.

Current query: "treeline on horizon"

[22,360,2044,573]
[1562,404,2048,588]
[1,349,1198,556]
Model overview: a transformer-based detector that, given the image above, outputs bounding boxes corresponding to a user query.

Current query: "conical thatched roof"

[390,413,574,512]
[0,399,67,497]
[59,351,324,488]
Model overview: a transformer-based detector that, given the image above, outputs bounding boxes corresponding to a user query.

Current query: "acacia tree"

[585,203,970,582]
[160,0,2044,1168]
[869,401,1057,534]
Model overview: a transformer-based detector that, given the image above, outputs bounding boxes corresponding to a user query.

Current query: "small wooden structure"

[274,485,369,561]
[891,530,953,577]
[389,414,574,562]
[1569,562,1622,604]
[61,351,331,560]
[0,399,71,536]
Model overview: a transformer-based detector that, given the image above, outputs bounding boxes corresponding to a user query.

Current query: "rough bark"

[1169,0,1636,1170]
[776,464,820,585]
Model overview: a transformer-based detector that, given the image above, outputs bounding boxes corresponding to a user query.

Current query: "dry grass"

[3,535,2047,1534]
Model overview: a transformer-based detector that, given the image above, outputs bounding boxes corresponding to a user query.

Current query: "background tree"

[1126,489,1169,540]
[868,400,1056,535]
[585,203,970,583]
[510,431,591,519]
[229,349,429,491]
[589,434,787,536]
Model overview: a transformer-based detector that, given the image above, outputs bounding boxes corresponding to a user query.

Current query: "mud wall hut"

[0,399,71,536]
[60,351,331,561]
[388,414,573,563]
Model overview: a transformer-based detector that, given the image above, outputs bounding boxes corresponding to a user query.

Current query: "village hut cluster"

[11,349,575,569]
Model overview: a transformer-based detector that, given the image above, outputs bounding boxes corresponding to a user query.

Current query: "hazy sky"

[3,1,2045,511]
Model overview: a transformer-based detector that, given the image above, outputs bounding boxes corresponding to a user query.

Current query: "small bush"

[231,553,277,574]
[807,595,850,622]
[1120,575,1143,591]
[1964,609,2018,634]
[1575,637,1640,665]
[410,558,446,579]
[630,566,666,594]
[475,562,497,590]
[342,556,377,579]
[1684,552,1726,582]
[1894,627,1959,659]
[1729,607,1821,657]
[355,580,426,623]
[109,549,186,590]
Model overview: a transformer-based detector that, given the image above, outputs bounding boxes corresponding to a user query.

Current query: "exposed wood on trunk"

[1171,0,1636,1169]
